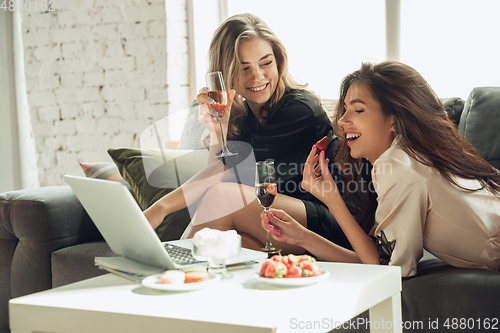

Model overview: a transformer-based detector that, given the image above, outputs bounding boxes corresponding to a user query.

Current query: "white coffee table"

[10,262,401,333]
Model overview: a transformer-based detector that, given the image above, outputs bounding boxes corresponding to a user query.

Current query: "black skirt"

[303,200,353,252]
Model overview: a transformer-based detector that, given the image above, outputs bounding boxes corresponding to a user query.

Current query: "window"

[192,0,386,100]
[400,0,500,99]
[228,0,386,100]
[191,0,500,101]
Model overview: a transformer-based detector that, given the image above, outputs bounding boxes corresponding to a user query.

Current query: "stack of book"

[95,257,165,283]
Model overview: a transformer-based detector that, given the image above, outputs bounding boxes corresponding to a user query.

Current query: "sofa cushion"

[0,186,104,331]
[51,241,116,288]
[442,97,465,126]
[79,161,138,202]
[402,251,500,332]
[176,101,206,150]
[80,162,123,181]
[0,240,17,332]
[107,148,208,241]
[458,87,500,169]
[0,186,100,243]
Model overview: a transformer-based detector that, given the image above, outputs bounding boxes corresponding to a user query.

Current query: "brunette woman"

[262,61,500,277]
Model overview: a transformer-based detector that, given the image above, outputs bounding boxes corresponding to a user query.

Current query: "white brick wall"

[20,0,190,186]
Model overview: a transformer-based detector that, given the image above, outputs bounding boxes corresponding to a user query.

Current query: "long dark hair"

[334,61,500,230]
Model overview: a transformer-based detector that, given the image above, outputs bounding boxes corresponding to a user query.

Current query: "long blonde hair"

[207,13,306,139]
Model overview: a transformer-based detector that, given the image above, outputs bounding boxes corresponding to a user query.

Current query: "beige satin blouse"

[370,141,500,277]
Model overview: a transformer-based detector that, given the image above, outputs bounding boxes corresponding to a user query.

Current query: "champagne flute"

[255,161,281,256]
[206,71,237,157]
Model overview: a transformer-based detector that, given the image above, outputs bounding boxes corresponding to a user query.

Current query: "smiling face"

[338,82,395,164]
[237,38,279,113]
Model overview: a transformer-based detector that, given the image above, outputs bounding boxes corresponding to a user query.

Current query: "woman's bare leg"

[145,159,234,229]
[239,232,265,250]
[183,182,308,255]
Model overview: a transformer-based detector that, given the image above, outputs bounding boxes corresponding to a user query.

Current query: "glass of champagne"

[255,161,281,256]
[206,71,237,157]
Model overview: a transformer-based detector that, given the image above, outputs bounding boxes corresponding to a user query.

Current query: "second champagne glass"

[255,161,281,256]
[206,71,237,157]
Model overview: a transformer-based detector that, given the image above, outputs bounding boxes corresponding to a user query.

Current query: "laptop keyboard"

[164,243,205,266]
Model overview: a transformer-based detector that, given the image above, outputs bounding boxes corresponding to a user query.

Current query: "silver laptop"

[65,175,267,270]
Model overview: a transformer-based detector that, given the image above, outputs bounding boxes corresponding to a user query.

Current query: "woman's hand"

[301,144,341,208]
[260,209,310,247]
[197,87,236,136]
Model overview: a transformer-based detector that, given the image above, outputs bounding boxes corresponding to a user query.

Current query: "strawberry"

[267,183,277,196]
[301,261,321,277]
[316,136,328,151]
[299,254,315,263]
[262,261,288,278]
[284,263,302,278]
[264,261,276,278]
[274,262,288,278]
[280,255,291,268]
[260,259,274,277]
[210,103,227,114]
[260,254,322,278]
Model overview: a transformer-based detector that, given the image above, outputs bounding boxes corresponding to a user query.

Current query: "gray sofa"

[1,87,499,333]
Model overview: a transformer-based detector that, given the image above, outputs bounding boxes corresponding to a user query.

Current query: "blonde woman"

[145,14,356,254]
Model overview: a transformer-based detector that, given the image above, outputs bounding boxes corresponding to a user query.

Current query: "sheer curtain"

[13,11,39,189]
[0,10,20,192]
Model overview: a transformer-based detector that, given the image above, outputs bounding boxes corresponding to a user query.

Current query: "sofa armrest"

[0,186,102,298]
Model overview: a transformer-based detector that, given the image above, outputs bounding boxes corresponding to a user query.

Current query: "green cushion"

[107,148,207,241]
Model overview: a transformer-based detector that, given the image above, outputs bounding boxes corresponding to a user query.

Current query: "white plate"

[255,270,330,286]
[141,273,220,291]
